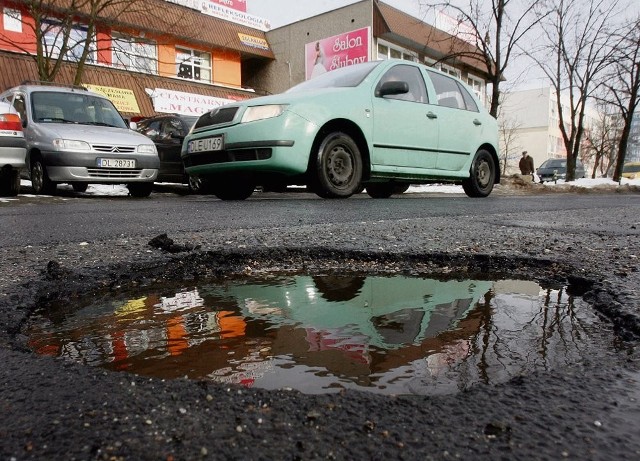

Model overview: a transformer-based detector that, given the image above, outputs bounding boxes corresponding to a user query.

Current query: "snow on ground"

[1,177,639,203]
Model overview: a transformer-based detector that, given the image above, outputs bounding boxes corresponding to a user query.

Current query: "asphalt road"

[1,186,640,460]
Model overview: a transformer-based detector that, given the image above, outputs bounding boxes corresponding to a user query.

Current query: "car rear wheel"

[72,182,88,193]
[313,132,362,198]
[212,173,256,201]
[0,169,20,197]
[462,149,495,198]
[366,183,395,198]
[30,159,56,195]
[127,182,153,198]
[187,175,202,194]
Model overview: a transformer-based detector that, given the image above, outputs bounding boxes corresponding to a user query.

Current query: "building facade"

[498,87,598,175]
[0,0,274,117]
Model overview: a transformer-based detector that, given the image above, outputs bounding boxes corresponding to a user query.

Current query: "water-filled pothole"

[26,274,619,395]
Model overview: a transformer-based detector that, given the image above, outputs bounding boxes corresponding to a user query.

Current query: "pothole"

[25,272,623,395]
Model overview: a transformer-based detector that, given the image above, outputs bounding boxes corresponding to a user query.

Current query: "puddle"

[26,274,620,395]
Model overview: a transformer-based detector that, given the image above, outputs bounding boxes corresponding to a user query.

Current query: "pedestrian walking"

[519,151,534,178]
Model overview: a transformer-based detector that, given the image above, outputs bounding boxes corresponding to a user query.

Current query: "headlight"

[241,105,287,123]
[52,139,91,152]
[137,144,157,154]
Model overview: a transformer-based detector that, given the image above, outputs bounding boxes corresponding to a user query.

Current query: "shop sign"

[238,33,269,50]
[163,0,270,31]
[304,27,370,81]
[84,84,140,114]
[145,88,236,116]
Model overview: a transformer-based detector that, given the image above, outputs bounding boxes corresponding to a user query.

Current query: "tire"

[72,182,88,193]
[127,182,153,198]
[462,149,496,198]
[187,175,202,194]
[312,132,362,198]
[366,183,395,198]
[0,169,20,197]
[30,158,56,195]
[393,183,410,194]
[212,174,256,201]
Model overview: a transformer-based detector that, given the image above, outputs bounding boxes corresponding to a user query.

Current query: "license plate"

[188,135,224,153]
[97,158,136,168]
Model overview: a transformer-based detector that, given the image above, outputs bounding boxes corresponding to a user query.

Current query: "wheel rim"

[476,158,492,189]
[32,162,43,192]
[325,144,354,189]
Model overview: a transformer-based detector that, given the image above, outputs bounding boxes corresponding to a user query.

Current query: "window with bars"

[112,33,157,74]
[176,47,211,82]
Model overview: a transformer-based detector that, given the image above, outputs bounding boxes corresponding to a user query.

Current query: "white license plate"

[188,136,224,153]
[97,158,136,168]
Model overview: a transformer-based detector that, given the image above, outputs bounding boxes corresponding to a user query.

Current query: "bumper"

[182,112,316,177]
[41,150,159,183]
[0,146,27,169]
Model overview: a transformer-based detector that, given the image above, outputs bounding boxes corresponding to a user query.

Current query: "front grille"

[92,145,136,153]
[194,107,239,129]
[184,148,272,167]
[86,168,143,178]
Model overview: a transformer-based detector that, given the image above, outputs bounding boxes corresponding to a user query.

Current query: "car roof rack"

[19,80,88,91]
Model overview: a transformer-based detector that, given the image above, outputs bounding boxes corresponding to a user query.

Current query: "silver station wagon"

[183,60,500,200]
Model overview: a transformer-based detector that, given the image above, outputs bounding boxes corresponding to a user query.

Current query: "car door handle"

[427,112,438,119]
[473,119,482,126]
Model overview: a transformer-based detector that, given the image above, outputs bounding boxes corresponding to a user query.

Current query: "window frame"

[112,33,157,74]
[176,46,212,83]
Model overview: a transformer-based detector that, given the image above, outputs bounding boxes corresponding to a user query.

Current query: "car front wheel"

[30,158,56,195]
[313,132,362,198]
[462,149,495,198]
[127,182,153,198]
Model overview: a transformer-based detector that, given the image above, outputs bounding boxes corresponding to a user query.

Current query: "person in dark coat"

[519,151,534,176]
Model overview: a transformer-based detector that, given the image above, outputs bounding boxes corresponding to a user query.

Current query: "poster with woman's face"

[304,27,370,80]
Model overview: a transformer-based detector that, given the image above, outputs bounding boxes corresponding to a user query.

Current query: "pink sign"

[211,0,246,12]
[305,27,370,80]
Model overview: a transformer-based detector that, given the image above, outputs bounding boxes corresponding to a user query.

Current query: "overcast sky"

[247,0,423,28]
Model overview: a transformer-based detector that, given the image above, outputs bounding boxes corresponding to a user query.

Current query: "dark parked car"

[134,114,200,191]
[536,158,585,183]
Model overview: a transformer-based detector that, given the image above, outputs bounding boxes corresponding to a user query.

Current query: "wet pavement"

[1,188,640,460]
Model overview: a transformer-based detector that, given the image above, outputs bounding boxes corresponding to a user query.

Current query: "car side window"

[376,64,429,104]
[426,70,478,111]
[12,94,27,121]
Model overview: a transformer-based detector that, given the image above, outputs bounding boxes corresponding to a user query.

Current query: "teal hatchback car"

[182,60,500,200]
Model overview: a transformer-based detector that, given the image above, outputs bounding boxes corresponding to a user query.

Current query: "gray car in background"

[536,158,586,183]
[0,83,159,197]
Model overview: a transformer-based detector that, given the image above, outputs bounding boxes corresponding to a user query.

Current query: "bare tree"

[602,16,640,182]
[497,105,523,175]
[421,0,549,118]
[531,0,625,181]
[0,0,144,85]
[582,101,620,178]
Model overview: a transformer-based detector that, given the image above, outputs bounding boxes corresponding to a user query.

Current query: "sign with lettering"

[163,0,270,31]
[304,27,370,80]
[238,33,270,50]
[84,84,140,114]
[145,88,239,116]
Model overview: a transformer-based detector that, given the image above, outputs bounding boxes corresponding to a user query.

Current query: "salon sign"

[304,27,370,80]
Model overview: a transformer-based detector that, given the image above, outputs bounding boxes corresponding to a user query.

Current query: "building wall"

[254,1,372,94]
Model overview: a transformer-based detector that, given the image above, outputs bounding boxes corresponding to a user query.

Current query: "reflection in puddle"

[26,275,617,395]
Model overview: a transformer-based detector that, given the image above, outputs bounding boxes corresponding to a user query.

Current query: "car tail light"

[0,113,22,132]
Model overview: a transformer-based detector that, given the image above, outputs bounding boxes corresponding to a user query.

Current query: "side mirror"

[378,81,409,97]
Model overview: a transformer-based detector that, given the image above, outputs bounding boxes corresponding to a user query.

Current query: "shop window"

[176,47,211,82]
[112,33,157,74]
[41,19,95,63]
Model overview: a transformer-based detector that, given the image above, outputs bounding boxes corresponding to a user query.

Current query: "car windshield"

[623,163,640,173]
[286,61,382,93]
[542,159,567,168]
[31,91,127,129]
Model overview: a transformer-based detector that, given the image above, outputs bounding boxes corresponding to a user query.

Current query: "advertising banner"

[84,84,140,114]
[145,88,237,116]
[163,0,270,30]
[211,0,246,12]
[304,27,370,80]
